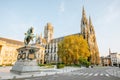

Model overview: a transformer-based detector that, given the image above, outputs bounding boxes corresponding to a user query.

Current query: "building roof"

[0,37,24,45]
[51,33,81,43]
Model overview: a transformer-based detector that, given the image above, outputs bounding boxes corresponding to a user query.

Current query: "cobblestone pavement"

[0,66,82,79]
[106,67,120,78]
[15,67,120,80]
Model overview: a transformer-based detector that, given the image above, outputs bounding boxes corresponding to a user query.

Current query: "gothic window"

[51,47,53,53]
[47,49,48,53]
[45,50,46,53]
[45,45,47,49]
[54,54,56,61]
[51,54,52,61]
[54,48,56,53]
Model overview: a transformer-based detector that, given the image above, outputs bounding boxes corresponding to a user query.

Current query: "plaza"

[0,0,120,80]
[0,66,120,80]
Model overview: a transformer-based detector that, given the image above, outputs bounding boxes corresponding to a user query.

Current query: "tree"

[57,35,90,65]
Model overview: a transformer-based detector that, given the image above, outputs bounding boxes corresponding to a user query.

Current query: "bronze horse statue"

[24,27,35,45]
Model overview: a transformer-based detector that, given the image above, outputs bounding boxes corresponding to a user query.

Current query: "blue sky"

[0,0,120,56]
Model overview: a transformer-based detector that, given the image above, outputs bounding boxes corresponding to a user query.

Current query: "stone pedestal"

[10,46,41,75]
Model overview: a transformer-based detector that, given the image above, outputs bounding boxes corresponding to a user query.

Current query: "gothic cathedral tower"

[44,23,54,43]
[81,7,89,42]
[81,7,100,65]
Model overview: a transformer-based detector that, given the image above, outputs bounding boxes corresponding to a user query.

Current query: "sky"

[0,0,120,56]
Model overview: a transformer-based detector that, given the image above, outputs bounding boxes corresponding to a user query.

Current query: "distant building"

[100,56,111,66]
[100,48,120,67]
[110,52,120,66]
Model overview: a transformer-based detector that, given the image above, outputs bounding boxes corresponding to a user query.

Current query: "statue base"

[10,46,41,75]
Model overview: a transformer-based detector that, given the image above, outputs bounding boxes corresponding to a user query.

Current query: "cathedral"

[0,7,100,66]
[43,7,100,65]
[81,7,100,65]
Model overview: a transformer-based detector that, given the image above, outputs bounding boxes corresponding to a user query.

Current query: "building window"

[54,48,56,53]
[51,54,52,61]
[54,54,56,61]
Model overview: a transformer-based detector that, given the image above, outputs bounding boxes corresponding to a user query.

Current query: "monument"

[10,27,41,75]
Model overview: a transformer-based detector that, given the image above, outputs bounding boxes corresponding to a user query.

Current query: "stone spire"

[82,6,86,18]
[89,16,92,26]
[81,6,87,24]
[109,48,111,55]
[89,16,95,34]
[81,6,88,40]
[88,16,100,65]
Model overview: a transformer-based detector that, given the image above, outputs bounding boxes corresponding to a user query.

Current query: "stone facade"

[44,23,54,43]
[110,52,120,66]
[100,56,111,66]
[0,7,100,65]
[10,46,41,75]
[44,7,100,65]
[0,38,23,66]
[81,7,100,65]
[100,49,120,67]
[0,37,45,66]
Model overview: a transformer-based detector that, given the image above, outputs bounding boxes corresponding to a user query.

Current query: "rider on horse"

[24,27,35,45]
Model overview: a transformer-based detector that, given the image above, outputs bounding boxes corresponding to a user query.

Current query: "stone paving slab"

[106,67,120,78]
[0,66,83,80]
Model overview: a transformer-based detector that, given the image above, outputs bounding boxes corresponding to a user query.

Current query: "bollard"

[31,75,34,77]
[13,76,16,79]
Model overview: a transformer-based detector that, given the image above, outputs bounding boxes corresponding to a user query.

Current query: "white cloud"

[59,2,65,13]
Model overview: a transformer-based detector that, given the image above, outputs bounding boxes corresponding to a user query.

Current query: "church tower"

[44,23,54,43]
[81,7,100,65]
[88,16,100,65]
[81,7,89,41]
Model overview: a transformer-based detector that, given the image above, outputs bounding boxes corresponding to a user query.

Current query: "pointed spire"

[81,6,88,36]
[82,6,86,17]
[89,16,93,30]
[109,48,111,55]
[81,6,87,24]
[89,16,92,26]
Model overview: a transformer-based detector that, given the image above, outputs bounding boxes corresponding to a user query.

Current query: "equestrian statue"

[24,27,35,45]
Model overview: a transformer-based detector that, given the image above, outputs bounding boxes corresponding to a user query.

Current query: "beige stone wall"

[35,45,45,64]
[0,41,46,66]
[0,40,22,66]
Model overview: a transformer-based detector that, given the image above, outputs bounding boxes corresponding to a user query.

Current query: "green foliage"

[51,63,57,65]
[85,62,90,68]
[38,64,54,68]
[57,63,65,69]
[38,64,45,66]
[57,35,90,65]
[79,57,90,67]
